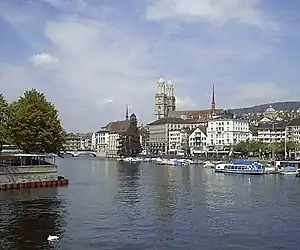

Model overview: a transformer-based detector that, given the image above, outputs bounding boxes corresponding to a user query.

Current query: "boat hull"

[216,169,264,175]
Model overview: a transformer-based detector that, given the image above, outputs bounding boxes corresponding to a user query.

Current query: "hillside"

[229,101,300,115]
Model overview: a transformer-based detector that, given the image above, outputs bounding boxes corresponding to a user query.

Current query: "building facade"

[252,122,287,143]
[148,117,207,154]
[189,126,207,155]
[286,118,300,144]
[168,128,190,155]
[207,118,250,146]
[154,76,176,120]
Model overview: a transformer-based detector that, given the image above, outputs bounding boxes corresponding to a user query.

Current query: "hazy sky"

[1,0,300,132]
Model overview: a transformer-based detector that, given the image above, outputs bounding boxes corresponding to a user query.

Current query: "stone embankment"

[0,164,69,190]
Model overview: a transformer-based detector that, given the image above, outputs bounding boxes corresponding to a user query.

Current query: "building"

[79,133,92,150]
[168,128,191,155]
[189,126,207,155]
[92,107,140,157]
[64,133,81,151]
[168,85,223,119]
[148,117,207,154]
[286,118,300,144]
[154,76,176,120]
[207,118,250,146]
[252,121,287,143]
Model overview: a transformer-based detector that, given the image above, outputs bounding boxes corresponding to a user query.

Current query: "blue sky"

[0,0,300,132]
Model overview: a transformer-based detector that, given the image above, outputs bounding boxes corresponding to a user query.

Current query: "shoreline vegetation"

[0,89,66,155]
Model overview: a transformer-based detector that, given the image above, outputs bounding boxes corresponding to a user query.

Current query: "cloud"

[0,0,298,132]
[29,53,59,70]
[146,0,268,29]
[176,96,196,110]
[228,82,288,108]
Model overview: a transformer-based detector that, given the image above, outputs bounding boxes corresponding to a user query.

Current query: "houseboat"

[0,153,68,190]
[215,160,265,175]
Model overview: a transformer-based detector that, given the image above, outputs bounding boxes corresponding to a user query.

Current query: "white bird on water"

[47,235,59,242]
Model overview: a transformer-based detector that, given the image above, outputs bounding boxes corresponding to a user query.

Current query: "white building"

[168,128,190,155]
[286,118,300,144]
[253,122,287,143]
[148,117,208,154]
[92,120,131,157]
[189,126,207,155]
[207,118,250,146]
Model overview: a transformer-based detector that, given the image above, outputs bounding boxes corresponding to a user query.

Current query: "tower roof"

[212,84,215,105]
[158,76,164,84]
[168,78,172,85]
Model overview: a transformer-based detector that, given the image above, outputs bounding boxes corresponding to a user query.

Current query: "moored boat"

[215,160,264,175]
[203,161,215,168]
[279,166,298,175]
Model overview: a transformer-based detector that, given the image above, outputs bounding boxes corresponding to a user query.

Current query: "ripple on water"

[2,159,300,250]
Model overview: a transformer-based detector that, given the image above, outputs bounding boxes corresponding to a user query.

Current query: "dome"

[158,76,164,84]
[265,105,276,113]
[168,78,172,85]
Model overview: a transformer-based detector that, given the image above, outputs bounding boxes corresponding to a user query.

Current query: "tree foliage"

[8,89,66,154]
[234,139,298,157]
[117,114,142,157]
[0,94,10,151]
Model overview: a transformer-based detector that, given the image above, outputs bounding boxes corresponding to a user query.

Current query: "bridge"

[62,151,97,157]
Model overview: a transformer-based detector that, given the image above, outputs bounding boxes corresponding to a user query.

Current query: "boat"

[0,153,69,190]
[215,160,265,175]
[203,161,215,168]
[279,166,298,175]
[215,163,226,172]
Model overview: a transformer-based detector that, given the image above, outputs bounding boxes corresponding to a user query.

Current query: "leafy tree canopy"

[117,114,142,157]
[8,89,66,154]
[0,94,10,151]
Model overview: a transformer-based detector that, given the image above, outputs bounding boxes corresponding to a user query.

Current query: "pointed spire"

[125,104,129,120]
[211,84,216,113]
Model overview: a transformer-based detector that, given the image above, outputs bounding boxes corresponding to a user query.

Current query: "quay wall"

[0,165,58,184]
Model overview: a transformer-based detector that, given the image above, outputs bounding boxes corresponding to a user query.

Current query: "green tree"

[234,140,268,156]
[117,114,142,157]
[8,89,66,154]
[0,93,10,152]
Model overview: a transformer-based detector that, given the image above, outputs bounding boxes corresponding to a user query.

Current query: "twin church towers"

[154,76,176,120]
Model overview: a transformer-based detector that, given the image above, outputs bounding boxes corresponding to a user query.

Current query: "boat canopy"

[233,160,252,165]
[281,166,297,171]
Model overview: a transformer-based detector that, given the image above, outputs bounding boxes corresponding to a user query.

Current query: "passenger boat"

[279,166,298,175]
[215,160,265,175]
[215,163,226,172]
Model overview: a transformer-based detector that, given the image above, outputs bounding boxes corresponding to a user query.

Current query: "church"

[154,77,223,121]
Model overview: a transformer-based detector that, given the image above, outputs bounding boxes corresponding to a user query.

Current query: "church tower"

[211,84,216,115]
[154,76,176,120]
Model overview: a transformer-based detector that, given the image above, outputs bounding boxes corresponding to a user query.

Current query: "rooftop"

[148,117,207,125]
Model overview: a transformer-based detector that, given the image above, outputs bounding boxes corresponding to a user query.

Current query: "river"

[1,158,300,250]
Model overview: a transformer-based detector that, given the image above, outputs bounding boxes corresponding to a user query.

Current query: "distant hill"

[229,101,300,115]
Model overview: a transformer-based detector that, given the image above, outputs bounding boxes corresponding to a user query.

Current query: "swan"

[47,235,59,241]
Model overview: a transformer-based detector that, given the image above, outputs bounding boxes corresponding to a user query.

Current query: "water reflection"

[154,167,178,245]
[116,162,141,206]
[0,188,67,250]
[180,167,191,196]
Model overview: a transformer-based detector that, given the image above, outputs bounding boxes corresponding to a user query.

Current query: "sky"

[0,0,300,132]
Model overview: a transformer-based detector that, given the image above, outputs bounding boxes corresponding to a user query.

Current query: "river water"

[1,158,300,250]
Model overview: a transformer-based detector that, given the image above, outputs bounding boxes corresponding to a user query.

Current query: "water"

[1,158,300,250]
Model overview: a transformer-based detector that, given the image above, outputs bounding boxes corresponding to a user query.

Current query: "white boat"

[279,166,298,175]
[215,160,265,175]
[203,161,215,168]
[215,163,226,172]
